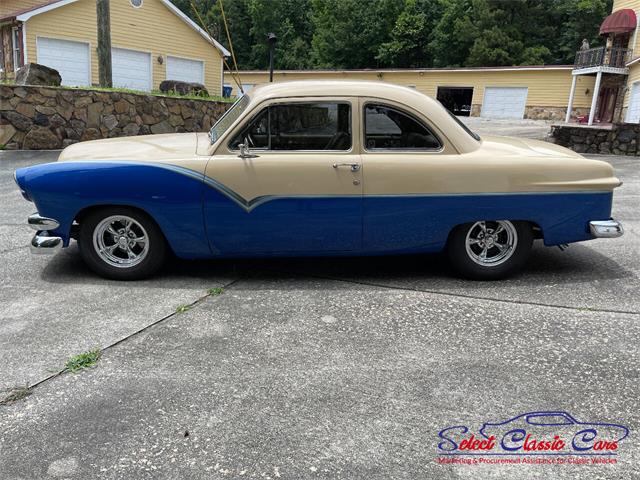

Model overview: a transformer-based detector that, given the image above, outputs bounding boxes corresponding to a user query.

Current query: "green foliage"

[207,287,225,295]
[173,0,614,69]
[176,304,192,313]
[65,348,101,373]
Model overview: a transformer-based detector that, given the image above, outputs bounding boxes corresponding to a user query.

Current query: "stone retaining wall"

[550,123,640,156]
[0,85,231,150]
[468,104,589,121]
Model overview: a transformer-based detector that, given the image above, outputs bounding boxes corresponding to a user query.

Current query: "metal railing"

[574,46,631,69]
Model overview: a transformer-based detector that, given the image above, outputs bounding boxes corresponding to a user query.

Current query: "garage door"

[481,87,528,119]
[166,56,204,84]
[626,82,640,123]
[112,47,151,91]
[37,37,90,87]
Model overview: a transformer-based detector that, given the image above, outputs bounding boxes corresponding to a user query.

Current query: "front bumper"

[589,219,624,238]
[28,213,63,255]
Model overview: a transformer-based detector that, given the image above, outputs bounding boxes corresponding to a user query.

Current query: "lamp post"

[267,32,277,82]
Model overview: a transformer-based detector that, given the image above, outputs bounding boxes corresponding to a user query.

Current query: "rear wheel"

[78,207,166,280]
[447,220,533,280]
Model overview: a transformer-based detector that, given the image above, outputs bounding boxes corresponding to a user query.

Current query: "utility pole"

[96,0,112,87]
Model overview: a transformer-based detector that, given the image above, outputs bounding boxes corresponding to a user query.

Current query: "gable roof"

[1,0,230,57]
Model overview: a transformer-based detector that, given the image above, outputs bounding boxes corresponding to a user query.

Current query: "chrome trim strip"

[589,219,624,238]
[28,213,60,231]
[30,234,63,254]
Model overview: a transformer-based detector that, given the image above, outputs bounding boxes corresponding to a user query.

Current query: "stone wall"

[550,123,640,156]
[0,85,231,150]
[469,104,590,121]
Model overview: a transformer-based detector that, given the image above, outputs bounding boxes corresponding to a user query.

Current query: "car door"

[203,98,363,255]
[359,98,460,253]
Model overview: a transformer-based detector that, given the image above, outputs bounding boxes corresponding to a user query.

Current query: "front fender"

[15,161,212,258]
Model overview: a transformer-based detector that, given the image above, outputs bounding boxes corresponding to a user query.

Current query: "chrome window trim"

[362,101,444,154]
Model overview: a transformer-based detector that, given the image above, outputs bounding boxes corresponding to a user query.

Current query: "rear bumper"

[28,213,63,254]
[589,219,624,238]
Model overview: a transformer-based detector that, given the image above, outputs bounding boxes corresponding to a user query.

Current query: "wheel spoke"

[101,244,118,254]
[495,242,506,252]
[469,238,481,245]
[106,225,119,236]
[479,221,487,233]
[133,236,146,244]
[480,246,488,259]
[122,219,131,232]
[493,224,504,236]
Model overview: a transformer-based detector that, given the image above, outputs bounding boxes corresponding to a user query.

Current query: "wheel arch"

[71,204,173,253]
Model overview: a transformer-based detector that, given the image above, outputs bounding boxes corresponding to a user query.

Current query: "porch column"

[565,74,578,123]
[588,70,603,126]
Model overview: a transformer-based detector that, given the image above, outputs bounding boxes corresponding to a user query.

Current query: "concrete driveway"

[461,117,554,140]
[0,150,638,479]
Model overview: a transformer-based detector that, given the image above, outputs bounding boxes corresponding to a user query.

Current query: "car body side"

[14,81,621,259]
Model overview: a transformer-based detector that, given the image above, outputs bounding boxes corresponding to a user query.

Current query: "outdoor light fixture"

[267,32,277,82]
[157,55,163,64]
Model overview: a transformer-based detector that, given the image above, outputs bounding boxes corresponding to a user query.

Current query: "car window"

[230,102,352,151]
[526,414,572,426]
[210,95,250,143]
[364,104,441,150]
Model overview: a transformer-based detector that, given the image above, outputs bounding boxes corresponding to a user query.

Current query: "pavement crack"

[1,276,245,405]
[283,271,640,316]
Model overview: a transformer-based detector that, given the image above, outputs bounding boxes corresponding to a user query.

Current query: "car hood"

[57,133,211,162]
[478,135,584,159]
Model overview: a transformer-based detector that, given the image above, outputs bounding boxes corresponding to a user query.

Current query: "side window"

[364,104,441,150]
[229,107,269,150]
[230,102,352,151]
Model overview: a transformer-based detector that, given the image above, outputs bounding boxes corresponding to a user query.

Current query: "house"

[0,0,230,95]
[566,0,640,125]
[225,66,596,121]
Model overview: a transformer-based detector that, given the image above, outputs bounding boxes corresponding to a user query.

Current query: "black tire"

[78,207,166,280]
[446,220,533,280]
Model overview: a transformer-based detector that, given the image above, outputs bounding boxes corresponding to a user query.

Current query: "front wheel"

[78,207,166,280]
[447,220,533,280]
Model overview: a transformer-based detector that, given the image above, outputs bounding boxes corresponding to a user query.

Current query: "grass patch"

[65,348,101,373]
[176,304,192,314]
[207,287,225,296]
[0,386,31,406]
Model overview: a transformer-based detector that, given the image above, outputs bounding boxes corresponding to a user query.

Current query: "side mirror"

[238,137,259,159]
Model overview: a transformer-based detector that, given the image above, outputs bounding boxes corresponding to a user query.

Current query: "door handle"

[332,163,361,172]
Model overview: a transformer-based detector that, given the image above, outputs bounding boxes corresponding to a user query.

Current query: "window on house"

[364,104,441,150]
[12,27,21,71]
[230,102,352,151]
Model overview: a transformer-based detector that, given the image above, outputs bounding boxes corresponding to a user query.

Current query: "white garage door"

[37,37,90,86]
[626,82,640,123]
[166,56,204,84]
[481,87,528,119]
[112,47,151,91]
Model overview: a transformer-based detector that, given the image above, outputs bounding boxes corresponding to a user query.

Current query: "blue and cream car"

[14,81,623,280]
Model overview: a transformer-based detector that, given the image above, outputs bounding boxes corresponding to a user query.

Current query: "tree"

[310,0,403,69]
[376,0,444,68]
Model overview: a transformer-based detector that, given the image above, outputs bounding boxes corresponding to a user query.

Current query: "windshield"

[209,95,250,143]
[442,103,481,141]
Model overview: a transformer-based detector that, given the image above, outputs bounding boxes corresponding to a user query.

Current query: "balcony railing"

[574,46,631,69]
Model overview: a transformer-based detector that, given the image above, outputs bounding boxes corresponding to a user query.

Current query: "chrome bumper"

[28,213,62,254]
[589,219,624,238]
[31,234,63,254]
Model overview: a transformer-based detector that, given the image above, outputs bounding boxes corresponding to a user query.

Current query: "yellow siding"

[228,69,595,108]
[24,0,224,95]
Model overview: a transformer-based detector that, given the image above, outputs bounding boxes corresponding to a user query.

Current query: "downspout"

[21,20,27,64]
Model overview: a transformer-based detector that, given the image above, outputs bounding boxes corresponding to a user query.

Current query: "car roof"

[246,80,481,154]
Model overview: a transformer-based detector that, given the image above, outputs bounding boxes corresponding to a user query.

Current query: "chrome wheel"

[92,215,148,268]
[464,220,518,267]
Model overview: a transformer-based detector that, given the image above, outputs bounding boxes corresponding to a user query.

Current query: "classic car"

[14,80,623,280]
